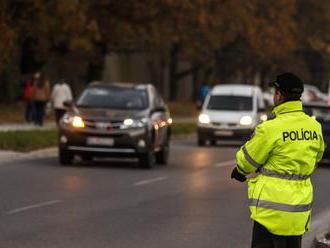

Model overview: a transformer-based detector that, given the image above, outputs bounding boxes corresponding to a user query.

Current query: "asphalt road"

[0,138,329,248]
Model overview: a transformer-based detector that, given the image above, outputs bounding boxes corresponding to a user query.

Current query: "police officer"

[231,73,324,248]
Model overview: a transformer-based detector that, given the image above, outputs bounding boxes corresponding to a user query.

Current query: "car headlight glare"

[123,118,134,126]
[121,118,145,129]
[240,115,253,126]
[198,114,210,124]
[72,116,85,128]
[260,114,268,122]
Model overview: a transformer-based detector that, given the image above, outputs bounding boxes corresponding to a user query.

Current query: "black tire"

[81,155,93,163]
[139,150,155,169]
[198,136,206,146]
[210,140,216,146]
[156,141,169,165]
[59,148,74,165]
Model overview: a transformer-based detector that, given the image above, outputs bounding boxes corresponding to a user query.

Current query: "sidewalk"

[172,116,196,123]
[0,122,56,132]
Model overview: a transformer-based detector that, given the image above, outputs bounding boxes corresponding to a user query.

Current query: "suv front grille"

[85,120,123,130]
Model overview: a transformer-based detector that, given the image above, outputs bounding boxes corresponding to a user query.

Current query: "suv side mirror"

[63,100,74,108]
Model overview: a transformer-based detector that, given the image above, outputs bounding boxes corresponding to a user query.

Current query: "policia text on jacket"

[282,129,318,141]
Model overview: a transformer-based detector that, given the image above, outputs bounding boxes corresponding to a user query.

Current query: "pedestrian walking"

[50,79,73,125]
[200,83,210,103]
[231,73,324,248]
[32,72,50,126]
[23,78,35,123]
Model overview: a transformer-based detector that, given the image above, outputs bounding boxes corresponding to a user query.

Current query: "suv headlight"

[240,115,253,126]
[62,114,85,128]
[198,114,210,124]
[121,118,145,129]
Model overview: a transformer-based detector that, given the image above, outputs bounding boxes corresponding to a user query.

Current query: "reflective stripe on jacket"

[236,101,324,236]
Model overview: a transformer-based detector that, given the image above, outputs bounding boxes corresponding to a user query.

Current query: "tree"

[6,0,101,87]
[0,0,16,73]
[1,0,330,102]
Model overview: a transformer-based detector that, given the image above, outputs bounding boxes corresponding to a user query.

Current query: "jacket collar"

[272,100,303,116]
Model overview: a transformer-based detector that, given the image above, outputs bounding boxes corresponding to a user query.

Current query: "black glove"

[231,167,247,182]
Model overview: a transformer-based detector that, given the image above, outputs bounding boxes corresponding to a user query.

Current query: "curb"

[314,231,330,247]
[0,147,57,165]
[303,209,330,247]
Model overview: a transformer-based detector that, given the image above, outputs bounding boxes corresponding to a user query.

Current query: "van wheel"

[59,148,73,165]
[198,137,206,146]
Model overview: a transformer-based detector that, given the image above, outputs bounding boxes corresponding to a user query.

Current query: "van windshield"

[207,95,253,111]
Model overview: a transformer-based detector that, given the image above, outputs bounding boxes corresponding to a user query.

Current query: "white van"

[197,84,267,146]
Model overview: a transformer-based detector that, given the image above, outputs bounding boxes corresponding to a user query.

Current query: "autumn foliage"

[0,0,329,100]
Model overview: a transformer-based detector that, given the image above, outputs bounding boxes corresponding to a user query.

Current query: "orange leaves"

[0,0,17,73]
[247,0,298,62]
[0,0,329,81]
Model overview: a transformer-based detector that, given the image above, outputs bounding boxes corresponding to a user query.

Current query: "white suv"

[197,84,267,146]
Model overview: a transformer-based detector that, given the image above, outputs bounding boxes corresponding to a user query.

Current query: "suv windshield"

[207,95,253,111]
[77,86,149,110]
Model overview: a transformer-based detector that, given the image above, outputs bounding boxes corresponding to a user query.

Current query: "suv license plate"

[215,130,233,136]
[87,137,114,146]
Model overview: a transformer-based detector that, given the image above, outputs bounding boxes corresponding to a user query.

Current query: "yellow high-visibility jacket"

[236,100,324,236]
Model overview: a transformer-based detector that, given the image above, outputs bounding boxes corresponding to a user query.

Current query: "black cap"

[270,73,304,94]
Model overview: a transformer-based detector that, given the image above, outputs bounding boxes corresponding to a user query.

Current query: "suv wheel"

[156,141,169,165]
[81,155,93,163]
[59,148,74,165]
[139,150,155,169]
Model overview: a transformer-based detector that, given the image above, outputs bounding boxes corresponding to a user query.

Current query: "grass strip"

[171,123,197,136]
[0,130,58,152]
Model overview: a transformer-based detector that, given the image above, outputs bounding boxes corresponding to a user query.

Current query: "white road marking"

[215,159,236,168]
[6,200,61,215]
[134,176,168,186]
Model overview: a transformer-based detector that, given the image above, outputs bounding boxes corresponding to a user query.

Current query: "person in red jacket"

[23,78,35,123]
[31,72,50,126]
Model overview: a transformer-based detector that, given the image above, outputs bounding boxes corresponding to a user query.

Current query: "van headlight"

[260,114,268,122]
[198,114,210,124]
[121,118,145,129]
[240,115,253,126]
